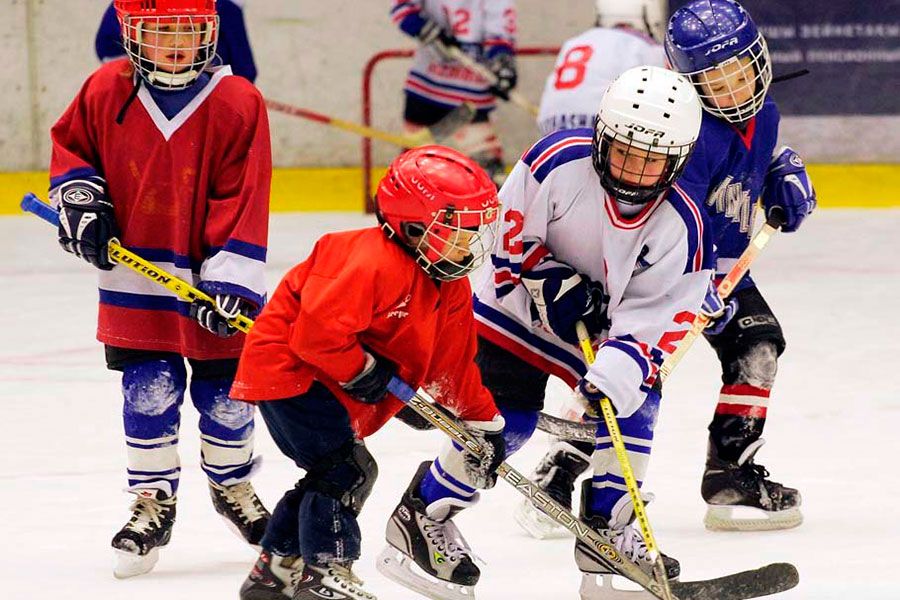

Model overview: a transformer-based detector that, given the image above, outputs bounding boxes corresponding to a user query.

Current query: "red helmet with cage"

[375,146,500,282]
[114,0,219,90]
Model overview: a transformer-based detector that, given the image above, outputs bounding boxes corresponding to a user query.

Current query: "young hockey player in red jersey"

[50,0,270,578]
[233,146,504,600]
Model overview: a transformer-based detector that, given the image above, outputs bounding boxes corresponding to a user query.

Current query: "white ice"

[2,210,898,599]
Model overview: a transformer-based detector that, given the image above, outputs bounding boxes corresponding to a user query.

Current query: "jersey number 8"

[553,45,594,90]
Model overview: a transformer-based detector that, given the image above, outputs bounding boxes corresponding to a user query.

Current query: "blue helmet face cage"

[686,32,772,124]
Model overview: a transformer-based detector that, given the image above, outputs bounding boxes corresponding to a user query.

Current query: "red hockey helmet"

[375,146,500,282]
[114,0,219,90]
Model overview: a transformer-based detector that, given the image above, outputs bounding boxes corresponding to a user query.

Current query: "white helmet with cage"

[592,66,702,205]
[595,0,667,41]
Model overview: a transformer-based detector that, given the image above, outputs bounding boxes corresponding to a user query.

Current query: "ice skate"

[110,489,176,578]
[294,561,377,600]
[574,482,679,599]
[514,440,591,539]
[239,550,305,600]
[702,439,802,531]
[209,479,271,547]
[377,461,480,600]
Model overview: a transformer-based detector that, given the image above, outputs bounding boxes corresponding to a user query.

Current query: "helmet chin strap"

[147,68,202,89]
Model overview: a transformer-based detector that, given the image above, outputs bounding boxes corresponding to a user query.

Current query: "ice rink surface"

[2,209,898,599]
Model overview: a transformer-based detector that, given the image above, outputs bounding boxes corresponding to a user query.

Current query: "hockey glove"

[341,352,396,405]
[762,146,816,233]
[700,280,738,336]
[463,416,506,489]
[55,177,118,271]
[522,265,607,344]
[487,53,517,100]
[191,293,253,338]
[418,20,460,62]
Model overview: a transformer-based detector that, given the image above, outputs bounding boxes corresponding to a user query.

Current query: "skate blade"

[113,547,159,579]
[580,573,656,600]
[704,505,803,532]
[513,498,571,540]
[217,514,263,552]
[376,546,475,600]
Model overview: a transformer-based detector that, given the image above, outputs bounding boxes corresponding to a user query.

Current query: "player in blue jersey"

[521,0,816,536]
[95,0,257,83]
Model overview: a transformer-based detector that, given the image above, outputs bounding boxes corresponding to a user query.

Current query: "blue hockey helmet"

[664,0,771,123]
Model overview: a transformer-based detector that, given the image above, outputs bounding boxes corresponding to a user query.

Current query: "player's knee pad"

[303,440,378,516]
[729,341,779,389]
[191,378,255,432]
[122,358,186,418]
[710,287,786,370]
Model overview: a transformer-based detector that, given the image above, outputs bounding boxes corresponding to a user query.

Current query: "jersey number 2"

[553,45,593,90]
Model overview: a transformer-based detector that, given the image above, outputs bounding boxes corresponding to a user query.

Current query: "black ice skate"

[239,550,305,600]
[702,438,802,531]
[111,489,176,578]
[294,561,377,600]
[574,482,680,600]
[376,461,481,600]
[514,440,591,539]
[209,479,271,547]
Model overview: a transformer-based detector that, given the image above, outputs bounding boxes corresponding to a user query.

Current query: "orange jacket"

[231,227,499,438]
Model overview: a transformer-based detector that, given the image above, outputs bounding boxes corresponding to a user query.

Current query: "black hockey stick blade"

[428,102,476,144]
[671,562,799,600]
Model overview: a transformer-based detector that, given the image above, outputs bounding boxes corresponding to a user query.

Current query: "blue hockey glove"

[487,53,517,100]
[341,352,396,404]
[418,19,460,61]
[762,146,816,233]
[190,293,253,338]
[522,265,607,344]
[700,280,738,336]
[55,177,118,271]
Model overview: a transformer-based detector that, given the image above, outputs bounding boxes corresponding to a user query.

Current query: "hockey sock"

[709,383,769,462]
[122,358,187,497]
[191,378,256,485]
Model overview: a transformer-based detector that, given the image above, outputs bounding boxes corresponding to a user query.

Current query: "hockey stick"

[386,376,799,600]
[536,211,786,442]
[265,98,475,148]
[20,193,253,333]
[441,45,540,117]
[574,321,674,600]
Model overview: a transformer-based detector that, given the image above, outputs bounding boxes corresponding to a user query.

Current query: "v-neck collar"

[136,66,232,141]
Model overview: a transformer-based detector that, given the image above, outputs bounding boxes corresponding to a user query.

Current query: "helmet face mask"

[591,66,702,206]
[115,0,219,90]
[375,146,500,282]
[665,0,772,124]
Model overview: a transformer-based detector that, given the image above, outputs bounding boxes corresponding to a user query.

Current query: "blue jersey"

[95,0,257,83]
[677,96,779,288]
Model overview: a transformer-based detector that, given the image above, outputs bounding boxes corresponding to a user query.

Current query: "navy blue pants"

[258,382,368,564]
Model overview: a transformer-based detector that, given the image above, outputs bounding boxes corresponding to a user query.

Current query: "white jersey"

[473,129,714,417]
[537,27,665,135]
[392,0,517,111]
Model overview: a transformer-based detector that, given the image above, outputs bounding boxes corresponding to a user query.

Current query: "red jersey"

[231,228,499,438]
[49,60,271,360]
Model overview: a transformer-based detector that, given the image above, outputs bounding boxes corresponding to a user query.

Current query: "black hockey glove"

[190,293,253,338]
[521,264,607,344]
[418,19,460,61]
[393,405,436,430]
[56,177,118,271]
[341,352,396,404]
[487,53,517,100]
[463,417,506,489]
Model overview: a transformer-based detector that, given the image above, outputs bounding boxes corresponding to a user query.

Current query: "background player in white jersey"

[537,0,666,135]
[377,66,714,598]
[391,0,518,185]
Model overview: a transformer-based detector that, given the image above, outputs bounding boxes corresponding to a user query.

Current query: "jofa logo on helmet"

[705,37,740,56]
[410,176,436,200]
[624,123,666,138]
[63,188,95,205]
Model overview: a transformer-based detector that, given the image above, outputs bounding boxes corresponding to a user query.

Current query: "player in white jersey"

[537,0,667,135]
[391,0,518,185]
[377,66,713,598]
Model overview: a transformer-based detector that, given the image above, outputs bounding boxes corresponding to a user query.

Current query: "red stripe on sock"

[721,383,771,398]
[715,403,768,418]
